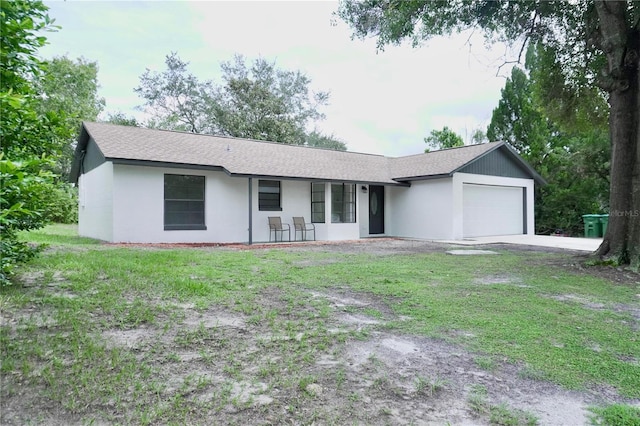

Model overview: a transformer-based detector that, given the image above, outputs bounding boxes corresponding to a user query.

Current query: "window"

[331,183,356,223]
[259,180,281,211]
[311,183,325,223]
[164,174,206,230]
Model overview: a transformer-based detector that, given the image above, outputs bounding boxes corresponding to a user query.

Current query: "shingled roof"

[71,122,543,185]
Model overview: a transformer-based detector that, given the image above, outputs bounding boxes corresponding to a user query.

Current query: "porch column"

[248,177,253,245]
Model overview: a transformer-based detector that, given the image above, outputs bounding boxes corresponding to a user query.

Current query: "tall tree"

[136,53,332,145]
[338,0,639,265]
[135,53,214,134]
[215,55,329,144]
[423,126,464,152]
[36,56,105,178]
[487,55,610,235]
[487,67,550,164]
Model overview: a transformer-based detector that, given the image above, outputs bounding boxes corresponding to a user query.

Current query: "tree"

[135,53,214,134]
[338,1,639,266]
[487,53,610,235]
[36,56,105,178]
[0,0,64,283]
[135,53,331,145]
[470,128,487,145]
[423,126,464,152]
[304,130,347,151]
[105,111,140,127]
[487,67,550,164]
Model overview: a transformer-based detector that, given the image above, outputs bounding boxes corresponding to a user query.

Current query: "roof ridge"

[85,121,389,158]
[389,141,502,160]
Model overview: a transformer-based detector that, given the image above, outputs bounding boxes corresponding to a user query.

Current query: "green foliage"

[36,56,105,179]
[305,130,347,151]
[136,52,334,146]
[0,0,53,93]
[38,56,105,124]
[0,1,82,284]
[487,67,549,161]
[0,157,56,283]
[105,111,140,127]
[44,184,78,224]
[589,404,640,426]
[487,48,610,235]
[136,53,211,133]
[424,126,464,152]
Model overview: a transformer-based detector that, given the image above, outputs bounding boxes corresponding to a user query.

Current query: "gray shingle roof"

[389,142,502,180]
[73,122,541,185]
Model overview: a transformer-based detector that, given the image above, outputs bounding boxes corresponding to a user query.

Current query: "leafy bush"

[0,157,56,284]
[44,183,78,224]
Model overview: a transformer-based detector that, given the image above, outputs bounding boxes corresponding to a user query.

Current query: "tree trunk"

[594,1,640,266]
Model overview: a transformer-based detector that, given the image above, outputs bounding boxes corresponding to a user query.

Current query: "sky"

[39,1,518,157]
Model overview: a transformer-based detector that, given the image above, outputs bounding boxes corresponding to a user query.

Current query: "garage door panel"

[463,184,523,238]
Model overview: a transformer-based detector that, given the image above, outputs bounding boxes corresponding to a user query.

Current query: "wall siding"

[459,148,531,180]
[82,138,107,174]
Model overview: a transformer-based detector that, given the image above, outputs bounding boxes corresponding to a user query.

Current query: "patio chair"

[292,216,316,241]
[268,217,290,242]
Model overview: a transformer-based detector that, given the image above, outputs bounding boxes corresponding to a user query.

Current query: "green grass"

[304,252,639,396]
[588,404,640,426]
[2,224,639,424]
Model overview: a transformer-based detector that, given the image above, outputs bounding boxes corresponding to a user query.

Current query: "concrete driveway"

[444,235,602,252]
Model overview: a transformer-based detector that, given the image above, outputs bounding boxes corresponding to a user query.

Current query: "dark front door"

[369,185,385,234]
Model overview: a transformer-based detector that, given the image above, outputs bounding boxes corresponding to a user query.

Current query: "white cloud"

[41,0,518,156]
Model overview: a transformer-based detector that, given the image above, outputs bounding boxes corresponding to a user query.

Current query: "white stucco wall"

[387,178,454,240]
[79,162,537,244]
[111,165,248,243]
[452,173,535,239]
[78,162,114,241]
[81,165,364,244]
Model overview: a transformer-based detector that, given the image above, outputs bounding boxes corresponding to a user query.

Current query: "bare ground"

[2,238,639,425]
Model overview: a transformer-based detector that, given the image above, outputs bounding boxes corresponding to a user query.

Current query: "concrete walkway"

[441,235,602,252]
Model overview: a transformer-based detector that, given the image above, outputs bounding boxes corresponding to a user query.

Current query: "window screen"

[311,182,325,223]
[259,180,281,211]
[331,183,356,223]
[164,174,206,230]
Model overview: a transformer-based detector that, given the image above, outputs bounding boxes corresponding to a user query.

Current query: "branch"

[495,6,539,77]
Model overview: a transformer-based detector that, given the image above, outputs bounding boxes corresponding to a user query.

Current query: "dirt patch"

[3,238,639,425]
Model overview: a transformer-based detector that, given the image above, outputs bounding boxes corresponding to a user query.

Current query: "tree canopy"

[136,53,345,150]
[423,126,464,152]
[338,0,639,265]
[487,47,610,235]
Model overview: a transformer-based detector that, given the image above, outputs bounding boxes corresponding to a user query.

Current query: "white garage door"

[463,184,524,238]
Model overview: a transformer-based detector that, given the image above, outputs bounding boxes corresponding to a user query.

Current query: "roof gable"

[457,144,545,184]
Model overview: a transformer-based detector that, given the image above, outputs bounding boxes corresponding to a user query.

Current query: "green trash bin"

[582,214,601,238]
[599,214,609,236]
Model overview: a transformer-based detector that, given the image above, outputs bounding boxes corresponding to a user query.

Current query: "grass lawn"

[1,224,639,425]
